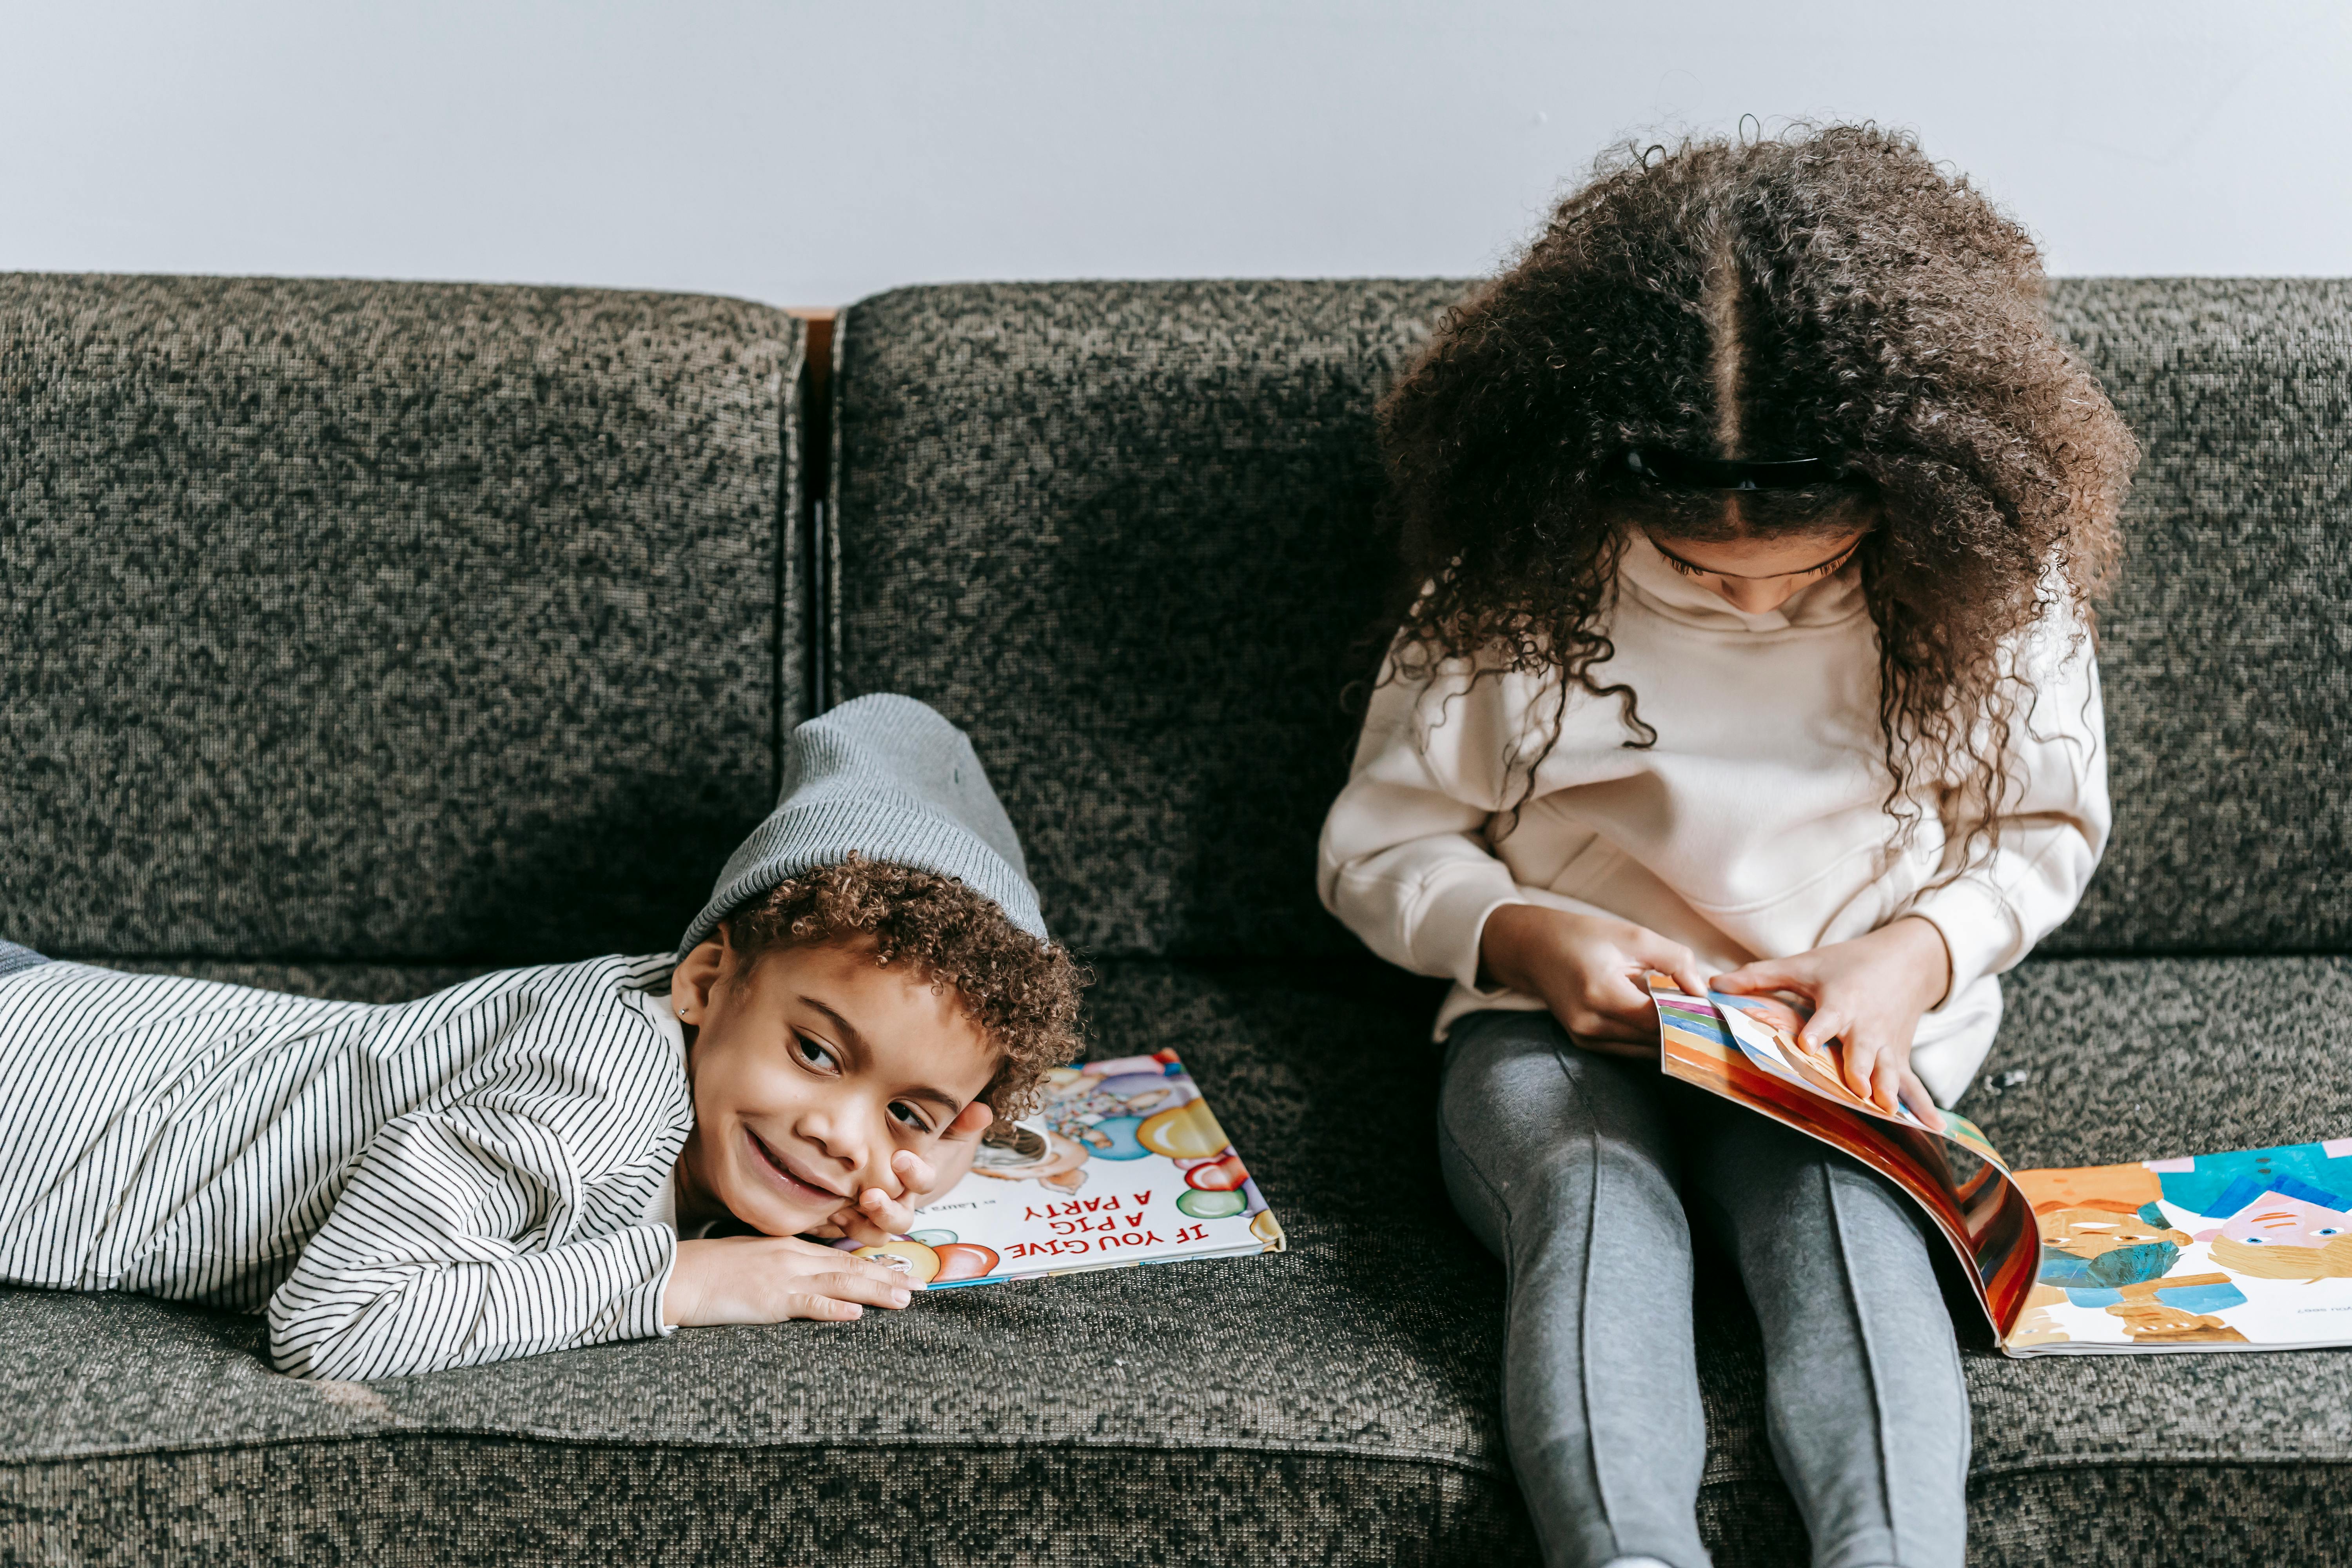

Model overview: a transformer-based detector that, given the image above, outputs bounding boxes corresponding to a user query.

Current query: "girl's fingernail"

[892,1289,911,1306]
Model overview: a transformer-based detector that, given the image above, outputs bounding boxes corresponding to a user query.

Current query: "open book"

[839,1048,1284,1289]
[1649,978,2352,1355]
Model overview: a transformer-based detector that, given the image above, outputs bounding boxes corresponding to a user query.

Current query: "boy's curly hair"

[1378,122,2138,853]
[720,855,1087,1120]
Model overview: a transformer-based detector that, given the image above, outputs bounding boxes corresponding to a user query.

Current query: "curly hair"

[1377,123,2137,851]
[720,855,1087,1120]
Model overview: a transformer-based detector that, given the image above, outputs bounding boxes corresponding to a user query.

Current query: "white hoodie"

[1316,530,2109,1105]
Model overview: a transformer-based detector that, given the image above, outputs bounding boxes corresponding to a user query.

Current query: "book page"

[1713,991,1932,1127]
[837,1049,1285,1289]
[1708,989,2010,1171]
[1652,977,2352,1357]
[1649,977,2039,1344]
[2008,1141,2352,1353]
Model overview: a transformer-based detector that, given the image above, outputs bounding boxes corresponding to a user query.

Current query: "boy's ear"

[671,930,732,1025]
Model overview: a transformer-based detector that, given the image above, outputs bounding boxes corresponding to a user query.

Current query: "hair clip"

[1625,447,1838,492]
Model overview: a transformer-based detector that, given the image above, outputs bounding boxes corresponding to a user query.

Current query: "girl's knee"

[1443,1014,1655,1130]
[1441,1013,1573,1120]
[1439,1016,1679,1237]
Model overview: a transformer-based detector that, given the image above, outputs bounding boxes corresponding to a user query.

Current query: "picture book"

[1648,978,2352,1355]
[838,1048,1285,1289]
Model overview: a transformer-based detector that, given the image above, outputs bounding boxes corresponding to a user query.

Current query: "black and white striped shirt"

[0,953,692,1380]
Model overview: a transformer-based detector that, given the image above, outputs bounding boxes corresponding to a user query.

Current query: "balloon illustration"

[1251,1210,1285,1247]
[1177,1188,1247,1220]
[1138,1101,1229,1161]
[931,1243,1000,1283]
[1183,1154,1250,1192]
[854,1239,941,1283]
[907,1229,956,1247]
[1086,1114,1151,1160]
[1094,1072,1194,1103]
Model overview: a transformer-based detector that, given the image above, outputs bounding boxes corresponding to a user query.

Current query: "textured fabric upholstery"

[830,280,1468,958]
[830,278,2351,963]
[2039,279,2352,955]
[0,274,802,965]
[4,273,2348,1567]
[1,955,2347,1567]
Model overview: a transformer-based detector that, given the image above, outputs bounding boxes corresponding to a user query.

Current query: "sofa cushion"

[829,280,1468,959]
[2039,279,2352,956]
[0,955,1536,1566]
[2,954,2345,1566]
[830,279,2350,965]
[0,274,804,965]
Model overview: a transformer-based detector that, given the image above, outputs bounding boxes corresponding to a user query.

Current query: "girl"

[1319,125,2135,1568]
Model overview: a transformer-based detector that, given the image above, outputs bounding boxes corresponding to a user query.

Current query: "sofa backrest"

[8,273,2337,969]
[2039,278,2350,955]
[830,277,2350,961]
[0,274,804,964]
[828,280,1466,958]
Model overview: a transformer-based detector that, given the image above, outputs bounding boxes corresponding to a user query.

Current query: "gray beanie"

[678,693,1047,955]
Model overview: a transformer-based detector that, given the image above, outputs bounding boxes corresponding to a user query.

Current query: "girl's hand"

[1711,917,1952,1129]
[823,1102,995,1248]
[1479,904,1711,1058]
[662,1234,916,1327]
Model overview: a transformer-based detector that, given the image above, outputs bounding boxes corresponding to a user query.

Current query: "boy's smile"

[744,1123,849,1203]
[670,933,1000,1236]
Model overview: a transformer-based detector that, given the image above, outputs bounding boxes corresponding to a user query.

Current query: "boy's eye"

[888,1101,933,1134]
[792,1032,838,1072]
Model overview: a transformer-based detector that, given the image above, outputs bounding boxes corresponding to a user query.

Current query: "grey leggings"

[1439,1009,1969,1568]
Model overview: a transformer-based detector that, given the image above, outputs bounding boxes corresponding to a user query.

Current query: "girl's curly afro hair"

[1379,122,2137,850]
[721,855,1087,1121]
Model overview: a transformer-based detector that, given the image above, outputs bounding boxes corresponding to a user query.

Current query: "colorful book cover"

[841,1048,1285,1289]
[1649,978,2352,1355]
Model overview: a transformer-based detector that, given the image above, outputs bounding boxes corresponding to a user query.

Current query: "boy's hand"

[1479,903,1710,1059]
[662,1235,916,1327]
[825,1101,995,1247]
[1711,916,1952,1129]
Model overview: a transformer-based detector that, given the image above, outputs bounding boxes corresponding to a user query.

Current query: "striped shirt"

[0,951,693,1380]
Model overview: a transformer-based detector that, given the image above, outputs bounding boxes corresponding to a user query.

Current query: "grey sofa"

[0,271,2346,1566]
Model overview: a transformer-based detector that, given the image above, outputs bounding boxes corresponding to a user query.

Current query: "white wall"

[4,0,2345,307]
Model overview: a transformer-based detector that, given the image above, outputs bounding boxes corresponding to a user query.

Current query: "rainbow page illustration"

[1649,978,2352,1356]
[841,1048,1284,1290]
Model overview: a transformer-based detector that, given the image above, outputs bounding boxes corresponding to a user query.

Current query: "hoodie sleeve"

[1317,652,1547,991]
[1901,610,2113,1009]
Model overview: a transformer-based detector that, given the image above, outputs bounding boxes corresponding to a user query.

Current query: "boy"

[0,695,1085,1380]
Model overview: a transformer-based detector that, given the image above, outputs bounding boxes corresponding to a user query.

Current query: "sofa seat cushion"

[0,956,1539,1566]
[1956,956,2352,1491]
[2,955,2346,1566]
